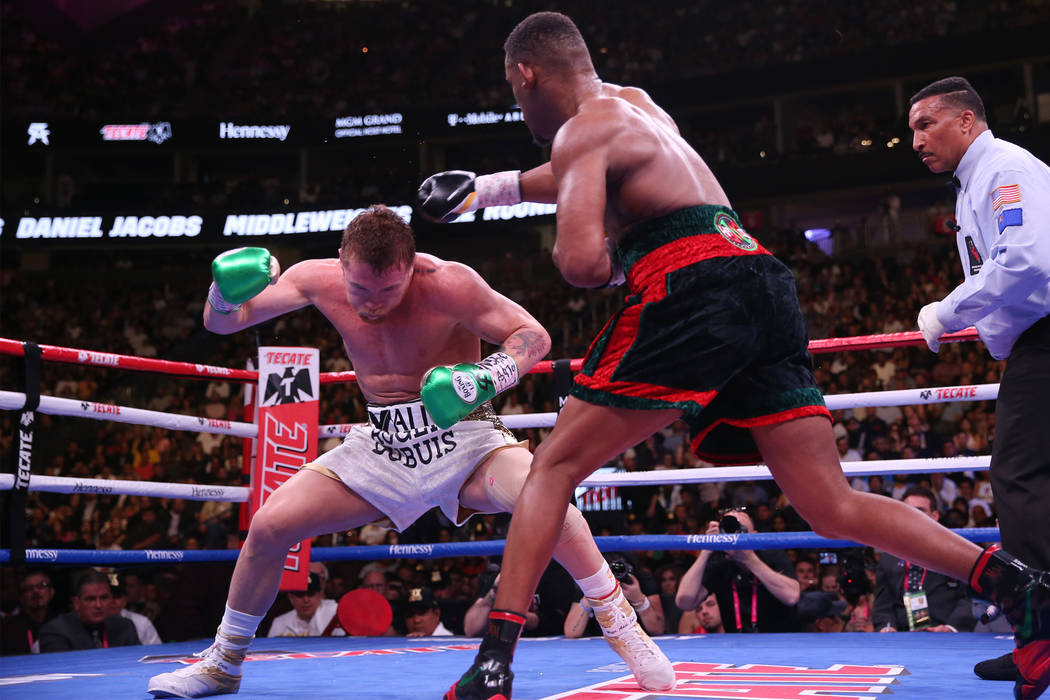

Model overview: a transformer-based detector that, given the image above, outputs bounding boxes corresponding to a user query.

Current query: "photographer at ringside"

[464,562,585,638]
[825,549,878,632]
[676,508,801,632]
[564,555,664,638]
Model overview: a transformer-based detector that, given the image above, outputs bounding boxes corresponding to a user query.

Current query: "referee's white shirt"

[940,129,1050,360]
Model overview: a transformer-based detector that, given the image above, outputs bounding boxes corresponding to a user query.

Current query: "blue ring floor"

[0,632,1016,698]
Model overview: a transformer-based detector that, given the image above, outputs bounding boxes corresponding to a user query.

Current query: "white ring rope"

[1,380,997,498]
[0,474,249,502]
[824,383,998,410]
[318,383,1000,435]
[4,383,996,440]
[0,390,256,437]
[0,455,991,498]
[578,455,991,487]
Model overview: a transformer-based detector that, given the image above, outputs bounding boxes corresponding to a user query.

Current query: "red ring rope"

[0,329,978,384]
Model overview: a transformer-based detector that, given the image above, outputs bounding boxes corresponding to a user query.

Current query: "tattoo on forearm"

[502,330,547,361]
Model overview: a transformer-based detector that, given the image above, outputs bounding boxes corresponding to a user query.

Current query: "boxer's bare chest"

[313,286,479,400]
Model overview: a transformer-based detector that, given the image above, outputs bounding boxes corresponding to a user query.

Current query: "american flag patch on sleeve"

[990,184,1021,211]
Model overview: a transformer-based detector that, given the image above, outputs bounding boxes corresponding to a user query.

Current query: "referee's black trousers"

[990,314,1050,570]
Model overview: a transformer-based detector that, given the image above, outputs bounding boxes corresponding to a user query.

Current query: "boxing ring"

[0,632,1014,698]
[0,328,1016,698]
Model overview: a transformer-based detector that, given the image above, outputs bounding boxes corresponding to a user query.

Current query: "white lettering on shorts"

[371,430,458,469]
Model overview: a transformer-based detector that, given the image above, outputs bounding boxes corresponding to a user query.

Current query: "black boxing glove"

[417,170,522,223]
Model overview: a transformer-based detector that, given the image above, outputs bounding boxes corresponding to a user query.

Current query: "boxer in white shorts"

[147,205,673,698]
[308,399,525,531]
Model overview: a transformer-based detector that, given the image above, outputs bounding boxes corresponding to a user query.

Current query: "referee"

[910,76,1050,691]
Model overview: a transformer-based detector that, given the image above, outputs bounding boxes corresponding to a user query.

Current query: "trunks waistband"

[365,399,502,431]
[615,205,765,278]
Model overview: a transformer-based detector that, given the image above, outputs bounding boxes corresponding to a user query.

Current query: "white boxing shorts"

[307,399,523,531]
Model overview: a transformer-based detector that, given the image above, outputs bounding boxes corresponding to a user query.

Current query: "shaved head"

[504,11,594,73]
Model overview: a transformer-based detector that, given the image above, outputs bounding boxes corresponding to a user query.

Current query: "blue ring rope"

[0,528,1001,565]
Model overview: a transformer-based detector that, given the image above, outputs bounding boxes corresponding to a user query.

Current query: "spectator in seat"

[873,488,976,633]
[0,570,58,654]
[39,570,139,652]
[678,592,725,634]
[109,572,161,645]
[404,586,453,637]
[268,569,343,637]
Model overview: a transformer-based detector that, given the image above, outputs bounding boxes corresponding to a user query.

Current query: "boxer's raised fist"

[417,170,522,223]
[208,247,279,314]
[421,352,519,429]
[417,170,478,223]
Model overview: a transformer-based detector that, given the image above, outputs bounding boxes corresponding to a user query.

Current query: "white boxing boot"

[588,587,676,691]
[147,628,251,698]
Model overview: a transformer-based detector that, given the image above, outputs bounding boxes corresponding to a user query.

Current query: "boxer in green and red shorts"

[419,13,1050,700]
[572,204,830,465]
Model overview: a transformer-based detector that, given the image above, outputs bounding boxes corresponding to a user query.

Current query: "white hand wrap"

[208,281,241,314]
[473,170,523,209]
[476,352,519,394]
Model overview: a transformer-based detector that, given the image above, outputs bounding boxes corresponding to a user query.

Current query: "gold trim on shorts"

[302,462,341,482]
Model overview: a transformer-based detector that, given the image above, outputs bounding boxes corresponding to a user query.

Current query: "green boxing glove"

[208,247,280,314]
[421,352,519,429]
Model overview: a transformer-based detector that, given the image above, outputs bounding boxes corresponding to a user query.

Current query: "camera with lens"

[477,563,500,599]
[836,552,873,606]
[609,560,634,582]
[719,514,744,534]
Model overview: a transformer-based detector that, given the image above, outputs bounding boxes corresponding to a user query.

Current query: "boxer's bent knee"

[531,441,592,488]
[803,491,865,541]
[244,502,305,552]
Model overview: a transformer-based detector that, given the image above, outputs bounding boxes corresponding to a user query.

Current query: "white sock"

[576,561,618,601]
[219,604,262,643]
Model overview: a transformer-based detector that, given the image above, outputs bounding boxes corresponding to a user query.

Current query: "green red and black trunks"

[571,204,830,465]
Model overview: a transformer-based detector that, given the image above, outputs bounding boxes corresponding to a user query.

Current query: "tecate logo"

[100,122,172,144]
[932,386,978,399]
[78,350,121,366]
[195,364,233,376]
